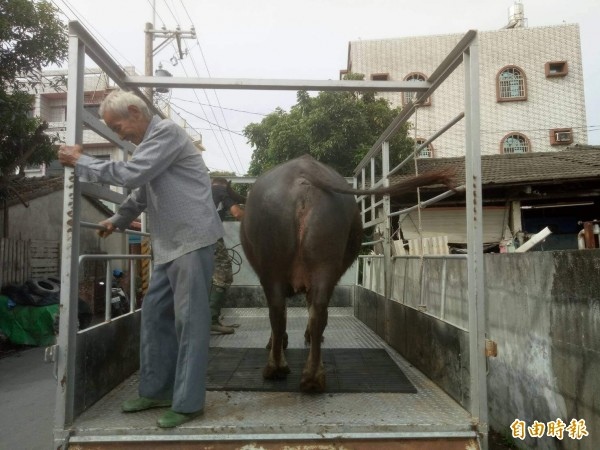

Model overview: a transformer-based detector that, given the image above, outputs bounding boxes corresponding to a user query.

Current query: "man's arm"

[58,121,184,189]
[113,186,147,228]
[229,204,244,221]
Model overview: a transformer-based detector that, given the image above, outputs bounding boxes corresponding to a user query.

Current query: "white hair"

[99,89,152,120]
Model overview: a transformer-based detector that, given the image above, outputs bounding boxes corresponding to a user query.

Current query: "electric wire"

[178,0,246,172]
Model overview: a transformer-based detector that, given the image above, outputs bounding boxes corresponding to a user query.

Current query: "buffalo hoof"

[265,332,289,350]
[300,371,326,393]
[263,364,291,380]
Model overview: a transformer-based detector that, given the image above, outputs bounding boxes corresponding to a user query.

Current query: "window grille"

[402,73,431,106]
[497,66,526,100]
[415,139,434,158]
[502,134,529,153]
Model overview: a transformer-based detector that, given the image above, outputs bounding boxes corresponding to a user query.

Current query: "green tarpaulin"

[0,295,58,346]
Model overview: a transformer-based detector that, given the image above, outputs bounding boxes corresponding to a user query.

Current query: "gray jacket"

[75,115,223,264]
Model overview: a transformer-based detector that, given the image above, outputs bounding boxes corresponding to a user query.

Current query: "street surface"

[0,347,55,450]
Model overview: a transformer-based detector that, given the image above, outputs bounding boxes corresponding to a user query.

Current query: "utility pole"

[144,22,196,104]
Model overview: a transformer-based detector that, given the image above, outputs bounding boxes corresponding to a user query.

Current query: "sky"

[52,0,599,175]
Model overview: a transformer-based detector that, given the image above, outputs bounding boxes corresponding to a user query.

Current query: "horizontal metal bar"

[392,254,467,260]
[68,21,163,118]
[362,238,385,246]
[358,254,385,259]
[79,254,151,264]
[224,176,353,185]
[125,76,431,93]
[80,222,150,237]
[80,183,127,205]
[362,217,386,228]
[389,185,465,217]
[70,430,477,443]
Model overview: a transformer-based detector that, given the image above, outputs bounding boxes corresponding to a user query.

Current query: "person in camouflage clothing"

[210,177,245,334]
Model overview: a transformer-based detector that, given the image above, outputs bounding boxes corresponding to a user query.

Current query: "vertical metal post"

[104,262,112,322]
[381,142,392,341]
[145,22,154,102]
[464,35,489,450]
[129,259,136,312]
[54,28,85,447]
[440,258,447,320]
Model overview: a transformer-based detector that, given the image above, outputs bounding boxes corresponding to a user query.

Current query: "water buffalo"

[240,154,452,393]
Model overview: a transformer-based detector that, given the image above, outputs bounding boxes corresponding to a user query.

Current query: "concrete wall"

[355,250,599,450]
[7,190,121,255]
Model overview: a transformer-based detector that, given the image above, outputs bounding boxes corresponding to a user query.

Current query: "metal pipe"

[125,75,431,93]
[104,262,112,322]
[80,221,150,237]
[389,185,465,218]
[54,29,85,443]
[387,112,465,179]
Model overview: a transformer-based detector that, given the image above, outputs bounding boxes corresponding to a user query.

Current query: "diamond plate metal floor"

[70,307,476,444]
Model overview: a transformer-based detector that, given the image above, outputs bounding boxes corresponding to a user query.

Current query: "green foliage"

[244,74,413,177]
[0,90,58,175]
[209,170,237,177]
[0,0,68,87]
[0,0,67,181]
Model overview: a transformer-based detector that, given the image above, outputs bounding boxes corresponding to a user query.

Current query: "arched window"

[497,66,527,101]
[501,133,530,154]
[415,138,434,158]
[402,72,431,106]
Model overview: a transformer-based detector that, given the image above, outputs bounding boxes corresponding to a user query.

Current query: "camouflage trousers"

[212,238,233,289]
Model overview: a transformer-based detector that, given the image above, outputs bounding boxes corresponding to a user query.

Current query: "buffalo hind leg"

[304,322,324,346]
[300,282,331,393]
[263,284,290,380]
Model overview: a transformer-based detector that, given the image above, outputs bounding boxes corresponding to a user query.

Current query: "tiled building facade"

[346,24,587,158]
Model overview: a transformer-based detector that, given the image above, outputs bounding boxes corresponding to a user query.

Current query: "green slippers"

[157,409,203,428]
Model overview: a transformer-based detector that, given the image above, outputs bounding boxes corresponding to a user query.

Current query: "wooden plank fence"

[0,238,60,287]
[393,236,450,256]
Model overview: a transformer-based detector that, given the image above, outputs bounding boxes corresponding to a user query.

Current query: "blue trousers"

[138,245,215,413]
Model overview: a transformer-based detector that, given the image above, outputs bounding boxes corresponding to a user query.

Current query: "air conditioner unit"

[555,131,572,142]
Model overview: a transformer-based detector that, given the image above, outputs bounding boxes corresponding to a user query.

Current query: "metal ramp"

[69,307,478,449]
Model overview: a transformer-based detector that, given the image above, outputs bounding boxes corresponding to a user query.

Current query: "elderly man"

[58,89,223,428]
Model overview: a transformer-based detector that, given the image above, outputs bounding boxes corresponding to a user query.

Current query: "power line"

[169,96,269,116]
[177,0,246,173]
[52,0,137,72]
[180,40,245,172]
[165,101,245,136]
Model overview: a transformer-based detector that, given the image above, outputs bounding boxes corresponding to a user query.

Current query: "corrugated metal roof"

[2,176,114,217]
[405,148,600,186]
[1,176,64,207]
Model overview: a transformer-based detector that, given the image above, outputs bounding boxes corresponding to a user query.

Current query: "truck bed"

[68,307,477,448]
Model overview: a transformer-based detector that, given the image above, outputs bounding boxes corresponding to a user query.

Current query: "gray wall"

[355,250,600,450]
[7,190,130,277]
[7,190,122,257]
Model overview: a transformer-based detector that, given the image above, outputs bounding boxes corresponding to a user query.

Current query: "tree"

[243,73,414,177]
[0,0,67,87]
[0,0,67,236]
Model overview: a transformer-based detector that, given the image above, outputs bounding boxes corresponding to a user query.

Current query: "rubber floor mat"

[206,347,417,393]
